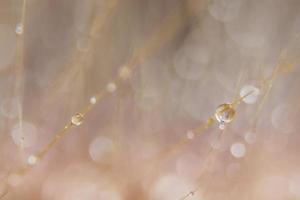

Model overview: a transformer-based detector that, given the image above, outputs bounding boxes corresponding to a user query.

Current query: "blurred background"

[0,0,300,199]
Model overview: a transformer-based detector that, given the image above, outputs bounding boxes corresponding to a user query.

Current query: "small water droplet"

[89,96,97,104]
[215,103,235,124]
[240,85,260,104]
[106,82,117,93]
[27,155,38,165]
[186,131,195,140]
[15,23,23,35]
[71,113,84,126]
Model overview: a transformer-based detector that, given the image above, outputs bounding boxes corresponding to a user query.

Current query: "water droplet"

[71,113,84,126]
[89,96,97,104]
[230,143,246,158]
[240,85,260,104]
[186,131,195,140]
[215,103,235,124]
[106,82,117,93]
[15,23,23,35]
[27,155,38,165]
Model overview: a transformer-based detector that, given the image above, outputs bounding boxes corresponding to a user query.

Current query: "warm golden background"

[0,0,300,199]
